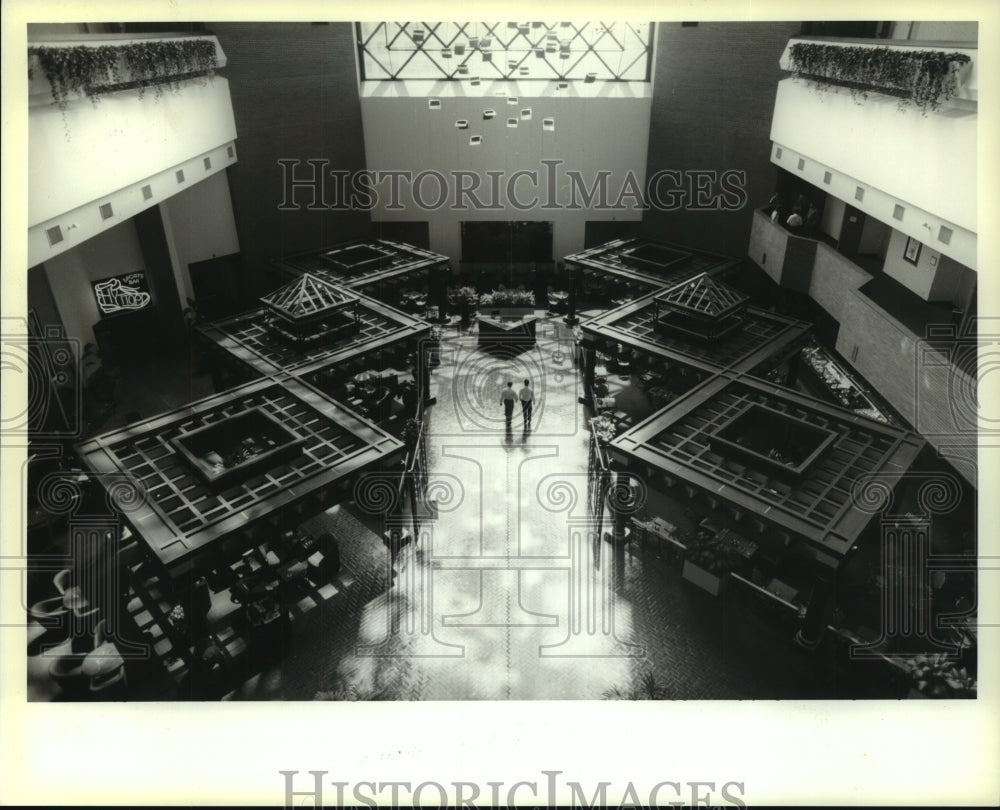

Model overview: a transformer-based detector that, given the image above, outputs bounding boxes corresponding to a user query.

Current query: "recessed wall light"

[227,145,235,158]
[775,147,783,159]
[46,225,63,246]
[938,225,953,245]
[823,171,832,184]
[893,204,905,221]
[141,185,153,200]
[204,157,212,170]
[99,203,114,220]
[797,158,805,171]
[176,169,186,184]
[854,186,864,201]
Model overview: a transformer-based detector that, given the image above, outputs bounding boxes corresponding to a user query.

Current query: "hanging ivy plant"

[28,38,218,110]
[788,43,971,113]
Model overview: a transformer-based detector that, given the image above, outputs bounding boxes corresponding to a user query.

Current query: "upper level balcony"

[770,37,977,251]
[27,33,238,266]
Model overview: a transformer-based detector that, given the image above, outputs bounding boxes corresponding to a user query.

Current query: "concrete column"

[583,341,596,392]
[564,263,580,325]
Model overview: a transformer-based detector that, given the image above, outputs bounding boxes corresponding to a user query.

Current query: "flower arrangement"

[788,42,971,113]
[479,287,535,308]
[589,414,617,444]
[402,417,422,449]
[29,38,218,109]
[906,653,977,698]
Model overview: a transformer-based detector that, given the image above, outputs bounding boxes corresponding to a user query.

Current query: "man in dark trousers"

[500,380,517,428]
[519,378,534,429]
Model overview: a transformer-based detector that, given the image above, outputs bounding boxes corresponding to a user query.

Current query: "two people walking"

[501,379,535,429]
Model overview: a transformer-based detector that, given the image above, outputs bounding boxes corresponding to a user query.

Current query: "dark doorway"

[188,253,247,321]
[460,221,553,263]
[837,205,866,258]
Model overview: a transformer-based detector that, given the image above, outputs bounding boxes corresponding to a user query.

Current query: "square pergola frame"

[196,287,431,379]
[271,238,450,292]
[75,376,404,579]
[564,236,740,291]
[582,296,812,378]
[609,373,925,564]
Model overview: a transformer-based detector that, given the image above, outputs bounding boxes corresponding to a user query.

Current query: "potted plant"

[592,375,610,399]
[402,417,422,450]
[451,286,478,326]
[905,653,977,698]
[682,529,741,596]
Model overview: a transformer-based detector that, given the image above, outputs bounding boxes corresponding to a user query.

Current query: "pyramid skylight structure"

[654,272,749,342]
[260,273,361,348]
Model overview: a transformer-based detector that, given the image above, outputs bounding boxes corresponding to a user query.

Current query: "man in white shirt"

[500,380,517,428]
[519,378,534,429]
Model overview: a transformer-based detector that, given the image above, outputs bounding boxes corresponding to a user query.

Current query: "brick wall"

[808,243,872,323]
[210,22,370,294]
[642,21,802,256]
[748,210,787,285]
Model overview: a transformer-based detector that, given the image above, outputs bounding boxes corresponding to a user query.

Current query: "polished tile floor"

[226,317,835,701]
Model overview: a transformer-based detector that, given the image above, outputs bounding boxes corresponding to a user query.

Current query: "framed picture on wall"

[903,236,922,265]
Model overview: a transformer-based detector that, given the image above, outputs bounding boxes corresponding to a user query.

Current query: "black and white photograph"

[2,1,997,806]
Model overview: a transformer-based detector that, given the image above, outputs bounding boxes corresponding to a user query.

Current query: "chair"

[48,652,91,697]
[27,595,70,638]
[83,619,128,694]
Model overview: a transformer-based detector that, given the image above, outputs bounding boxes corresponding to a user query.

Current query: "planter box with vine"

[784,40,973,113]
[681,560,728,596]
[682,531,743,596]
[479,289,535,318]
[28,36,224,110]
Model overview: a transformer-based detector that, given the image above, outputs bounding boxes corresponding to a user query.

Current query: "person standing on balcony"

[805,202,819,235]
[500,380,517,428]
[766,191,786,223]
[519,378,534,430]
